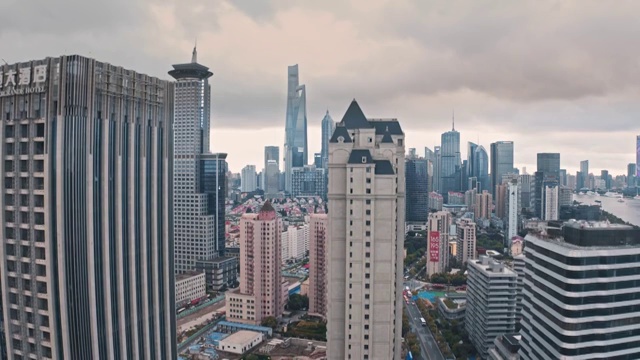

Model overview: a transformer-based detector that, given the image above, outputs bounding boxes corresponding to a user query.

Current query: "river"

[573,194,640,226]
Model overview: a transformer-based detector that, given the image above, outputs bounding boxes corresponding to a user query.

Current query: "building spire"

[452,109,455,131]
[191,38,198,63]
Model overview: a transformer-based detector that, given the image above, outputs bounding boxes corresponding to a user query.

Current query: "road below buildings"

[405,302,445,360]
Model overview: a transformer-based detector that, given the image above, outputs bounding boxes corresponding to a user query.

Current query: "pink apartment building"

[226,202,285,324]
[308,213,328,318]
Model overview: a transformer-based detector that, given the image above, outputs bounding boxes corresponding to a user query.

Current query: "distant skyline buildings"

[284,64,308,193]
[320,110,334,170]
[440,120,461,196]
[490,141,515,194]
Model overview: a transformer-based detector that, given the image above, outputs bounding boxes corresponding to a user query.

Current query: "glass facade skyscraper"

[0,55,176,359]
[490,141,514,193]
[320,110,334,169]
[467,142,489,192]
[536,153,560,180]
[406,158,429,222]
[284,65,308,192]
[440,126,461,196]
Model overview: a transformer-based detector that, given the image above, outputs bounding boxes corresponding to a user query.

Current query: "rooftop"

[176,271,204,281]
[219,330,261,344]
[528,220,640,248]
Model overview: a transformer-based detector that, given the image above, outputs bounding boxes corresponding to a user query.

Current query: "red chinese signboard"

[429,231,440,262]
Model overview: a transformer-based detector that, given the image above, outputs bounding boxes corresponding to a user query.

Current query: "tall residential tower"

[0,55,176,359]
[327,100,405,360]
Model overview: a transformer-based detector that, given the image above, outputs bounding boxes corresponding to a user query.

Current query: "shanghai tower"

[284,65,308,193]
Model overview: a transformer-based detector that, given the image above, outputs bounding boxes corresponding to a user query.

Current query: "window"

[365,231,371,237]
[365,221,370,226]
[366,210,371,215]
[366,241,370,247]
[366,178,371,183]
[366,189,371,194]
[366,199,371,205]
[361,156,367,163]
[398,139,403,146]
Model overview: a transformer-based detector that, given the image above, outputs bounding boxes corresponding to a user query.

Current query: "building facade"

[241,165,257,192]
[281,224,309,263]
[308,214,328,318]
[490,141,514,194]
[290,165,326,199]
[536,153,560,181]
[456,218,477,265]
[427,212,452,276]
[520,222,640,359]
[284,65,308,193]
[225,202,284,325]
[171,48,229,272]
[542,182,559,221]
[507,180,519,240]
[0,55,176,359]
[475,190,492,220]
[264,160,280,197]
[405,158,429,223]
[327,100,405,360]
[466,256,517,359]
[320,111,334,170]
[175,271,206,307]
[440,125,461,196]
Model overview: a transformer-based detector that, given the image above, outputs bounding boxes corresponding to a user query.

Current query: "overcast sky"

[3,0,639,174]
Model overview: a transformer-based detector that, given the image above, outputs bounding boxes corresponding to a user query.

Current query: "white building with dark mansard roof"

[327,100,405,360]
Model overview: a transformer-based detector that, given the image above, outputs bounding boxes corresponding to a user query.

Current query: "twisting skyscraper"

[284,65,308,192]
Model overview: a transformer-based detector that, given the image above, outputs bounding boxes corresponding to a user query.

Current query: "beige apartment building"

[327,100,405,360]
[427,211,452,276]
[456,218,477,265]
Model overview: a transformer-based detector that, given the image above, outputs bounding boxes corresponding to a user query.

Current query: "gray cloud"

[2,0,639,173]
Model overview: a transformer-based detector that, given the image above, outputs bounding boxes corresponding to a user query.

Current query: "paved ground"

[405,301,445,360]
[177,300,226,332]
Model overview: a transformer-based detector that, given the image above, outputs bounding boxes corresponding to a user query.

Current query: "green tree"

[287,294,309,311]
[261,316,278,330]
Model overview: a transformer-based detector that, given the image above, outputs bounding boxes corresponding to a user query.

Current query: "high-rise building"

[600,170,610,189]
[559,168,567,186]
[466,256,517,359]
[405,157,429,223]
[627,163,637,188]
[433,146,442,193]
[320,110,334,169]
[327,100,405,360]
[536,153,560,180]
[264,160,280,198]
[281,224,309,262]
[171,47,219,270]
[519,174,534,213]
[637,135,640,178]
[494,183,507,219]
[291,165,326,199]
[427,212,452,276]
[580,160,589,189]
[475,190,492,220]
[241,165,257,192]
[507,180,519,240]
[284,65,308,193]
[490,141,514,195]
[512,254,526,326]
[424,147,434,162]
[456,218,477,264]
[264,146,280,191]
[225,202,284,325]
[559,186,572,208]
[520,221,640,359]
[542,181,559,221]
[429,191,444,211]
[475,145,490,192]
[441,122,461,196]
[309,214,328,318]
[0,55,176,359]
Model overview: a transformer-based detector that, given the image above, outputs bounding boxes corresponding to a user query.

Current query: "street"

[405,301,445,360]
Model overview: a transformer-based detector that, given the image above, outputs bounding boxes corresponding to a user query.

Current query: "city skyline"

[5,1,640,174]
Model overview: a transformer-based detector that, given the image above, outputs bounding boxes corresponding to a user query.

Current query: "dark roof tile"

[374,160,395,175]
[329,125,352,143]
[348,149,374,164]
[342,100,373,129]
